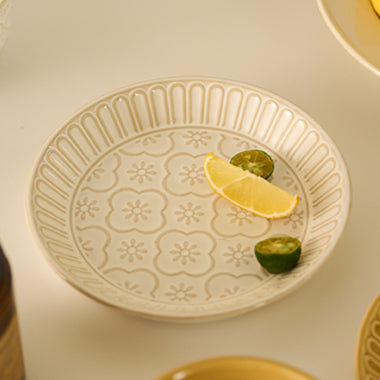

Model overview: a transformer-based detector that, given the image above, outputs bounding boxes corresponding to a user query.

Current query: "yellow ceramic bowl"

[155,356,316,380]
[355,292,380,380]
[370,0,380,16]
[317,0,380,79]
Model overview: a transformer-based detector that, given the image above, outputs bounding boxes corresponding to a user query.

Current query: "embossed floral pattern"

[283,209,304,229]
[137,135,160,146]
[155,231,215,275]
[87,164,105,182]
[170,241,200,265]
[163,153,210,196]
[212,198,270,237]
[183,130,211,148]
[122,200,152,222]
[220,285,240,298]
[174,202,203,224]
[283,171,298,190]
[127,161,156,184]
[224,244,253,267]
[232,137,251,150]
[107,189,166,233]
[227,206,254,227]
[123,280,143,294]
[179,163,204,185]
[165,282,196,302]
[75,197,100,220]
[78,237,93,254]
[117,239,147,262]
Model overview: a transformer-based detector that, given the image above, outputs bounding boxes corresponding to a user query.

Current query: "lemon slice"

[370,0,380,16]
[203,153,299,219]
[230,149,274,179]
[255,237,301,273]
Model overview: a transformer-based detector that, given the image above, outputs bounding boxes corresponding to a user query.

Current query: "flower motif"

[232,137,251,150]
[220,285,241,298]
[212,198,270,237]
[75,197,100,220]
[117,239,147,262]
[227,206,254,227]
[78,237,93,255]
[183,130,211,148]
[283,209,304,229]
[127,161,157,184]
[170,241,200,265]
[224,244,253,267]
[107,189,166,233]
[86,165,106,182]
[165,282,196,302]
[122,200,152,222]
[179,163,204,185]
[142,135,160,146]
[174,202,203,224]
[282,171,298,190]
[123,280,143,294]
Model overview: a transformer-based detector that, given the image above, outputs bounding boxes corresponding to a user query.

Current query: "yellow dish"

[155,356,316,380]
[355,292,380,379]
[370,0,380,16]
[317,0,380,79]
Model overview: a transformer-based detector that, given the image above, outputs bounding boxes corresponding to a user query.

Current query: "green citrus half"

[254,237,301,273]
[230,149,274,179]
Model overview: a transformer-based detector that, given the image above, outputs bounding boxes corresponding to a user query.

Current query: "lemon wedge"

[203,153,299,219]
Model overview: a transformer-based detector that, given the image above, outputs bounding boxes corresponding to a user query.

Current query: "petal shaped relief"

[163,153,211,196]
[173,201,204,225]
[116,238,148,263]
[164,281,198,303]
[75,225,110,269]
[126,160,157,185]
[217,133,255,159]
[82,153,121,193]
[74,196,101,221]
[106,188,167,233]
[204,273,267,300]
[119,132,175,157]
[211,198,271,237]
[223,243,255,268]
[102,268,159,298]
[154,230,215,276]
[181,129,212,149]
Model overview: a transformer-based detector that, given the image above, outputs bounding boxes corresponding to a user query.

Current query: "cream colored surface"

[1,0,380,379]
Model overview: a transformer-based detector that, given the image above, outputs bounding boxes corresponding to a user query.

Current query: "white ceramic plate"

[316,0,380,78]
[26,77,351,321]
[154,356,316,380]
[356,292,380,379]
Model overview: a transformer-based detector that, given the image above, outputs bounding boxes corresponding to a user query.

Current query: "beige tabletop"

[1,0,380,379]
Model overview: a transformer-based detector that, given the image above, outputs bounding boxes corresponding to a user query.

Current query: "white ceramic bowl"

[26,77,351,321]
[317,0,380,78]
